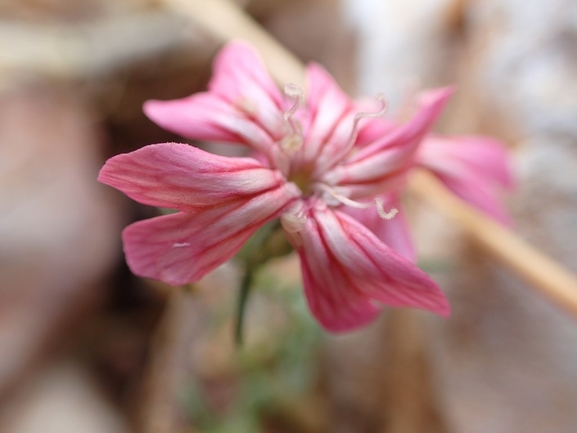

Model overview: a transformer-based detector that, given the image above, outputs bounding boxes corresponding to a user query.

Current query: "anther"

[283,83,304,134]
[375,197,398,220]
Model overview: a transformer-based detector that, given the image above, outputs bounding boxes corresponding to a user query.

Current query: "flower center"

[288,167,313,195]
[277,84,397,221]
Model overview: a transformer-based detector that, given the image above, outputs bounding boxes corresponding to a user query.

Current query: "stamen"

[283,83,304,134]
[315,184,397,220]
[346,93,388,151]
[375,197,398,220]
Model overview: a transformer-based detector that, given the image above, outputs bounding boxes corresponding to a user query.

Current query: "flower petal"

[143,42,286,162]
[342,193,416,262]
[296,205,449,332]
[209,41,286,136]
[418,135,514,188]
[98,143,291,211]
[123,184,299,285]
[323,87,453,198]
[417,135,514,225]
[355,116,396,147]
[299,247,382,332]
[296,63,354,169]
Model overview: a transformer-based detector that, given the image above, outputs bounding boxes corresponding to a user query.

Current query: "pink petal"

[143,42,287,162]
[323,87,454,198]
[209,41,286,136]
[418,135,514,189]
[349,87,454,163]
[417,135,514,225]
[299,247,382,332]
[144,93,279,162]
[297,205,450,332]
[355,117,396,147]
[123,184,299,285]
[342,193,416,262]
[98,143,291,211]
[296,63,354,169]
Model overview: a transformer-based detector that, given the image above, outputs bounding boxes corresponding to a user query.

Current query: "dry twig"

[0,11,193,81]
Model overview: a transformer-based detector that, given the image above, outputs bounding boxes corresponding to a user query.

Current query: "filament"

[345,93,388,152]
[315,184,397,220]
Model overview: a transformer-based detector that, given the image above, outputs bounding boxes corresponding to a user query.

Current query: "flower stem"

[234,220,292,346]
[234,266,254,346]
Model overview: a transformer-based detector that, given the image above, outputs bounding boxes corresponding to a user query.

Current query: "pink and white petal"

[348,87,453,164]
[418,135,514,189]
[143,94,279,161]
[322,87,454,196]
[322,142,415,195]
[123,183,299,286]
[98,143,290,211]
[342,194,416,262]
[417,135,514,224]
[326,207,449,313]
[297,206,449,332]
[435,172,513,226]
[297,216,382,332]
[298,63,353,166]
[354,116,396,147]
[209,41,286,138]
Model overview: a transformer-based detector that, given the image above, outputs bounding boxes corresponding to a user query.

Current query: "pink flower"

[98,42,451,332]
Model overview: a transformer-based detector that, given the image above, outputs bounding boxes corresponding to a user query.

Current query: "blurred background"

[1,0,577,432]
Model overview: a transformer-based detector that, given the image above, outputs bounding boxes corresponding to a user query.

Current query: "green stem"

[235,266,255,347]
[233,220,293,347]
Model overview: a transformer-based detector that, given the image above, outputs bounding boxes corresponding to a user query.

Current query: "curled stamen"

[375,197,398,220]
[284,83,304,117]
[315,184,397,220]
[283,83,304,134]
[346,93,388,150]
